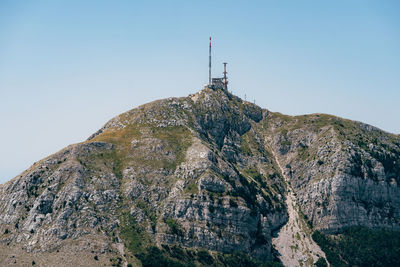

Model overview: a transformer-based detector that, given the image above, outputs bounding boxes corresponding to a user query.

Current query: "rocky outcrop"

[154,135,286,261]
[0,141,123,258]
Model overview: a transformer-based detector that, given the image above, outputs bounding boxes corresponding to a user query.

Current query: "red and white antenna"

[223,62,228,90]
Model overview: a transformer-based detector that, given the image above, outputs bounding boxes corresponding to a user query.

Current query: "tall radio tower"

[209,37,212,85]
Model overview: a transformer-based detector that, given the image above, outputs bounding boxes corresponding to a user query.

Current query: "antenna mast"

[223,62,228,90]
[209,37,212,85]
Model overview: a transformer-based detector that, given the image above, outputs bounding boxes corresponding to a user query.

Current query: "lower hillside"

[129,245,283,267]
[312,226,400,267]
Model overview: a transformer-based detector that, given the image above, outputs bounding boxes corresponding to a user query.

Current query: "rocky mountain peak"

[1,88,399,266]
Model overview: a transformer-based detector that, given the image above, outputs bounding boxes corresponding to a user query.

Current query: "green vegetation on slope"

[135,244,283,267]
[90,124,193,171]
[119,212,151,255]
[312,226,400,267]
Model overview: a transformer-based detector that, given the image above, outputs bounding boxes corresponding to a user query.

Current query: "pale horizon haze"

[1,0,399,183]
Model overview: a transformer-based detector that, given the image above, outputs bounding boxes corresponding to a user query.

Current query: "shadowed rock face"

[0,88,399,265]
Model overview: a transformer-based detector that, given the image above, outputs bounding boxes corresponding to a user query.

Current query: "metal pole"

[209,37,212,85]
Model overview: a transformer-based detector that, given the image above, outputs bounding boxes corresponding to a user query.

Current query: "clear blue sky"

[1,0,399,183]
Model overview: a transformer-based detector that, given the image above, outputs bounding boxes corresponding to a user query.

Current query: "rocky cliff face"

[263,112,400,234]
[0,88,399,266]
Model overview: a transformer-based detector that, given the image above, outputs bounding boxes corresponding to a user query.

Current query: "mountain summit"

[1,88,399,266]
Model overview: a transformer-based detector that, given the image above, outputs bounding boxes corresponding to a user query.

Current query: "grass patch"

[243,166,267,189]
[185,182,198,195]
[241,136,253,156]
[91,124,193,172]
[119,212,150,255]
[165,218,184,236]
[297,146,309,161]
[136,201,157,231]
